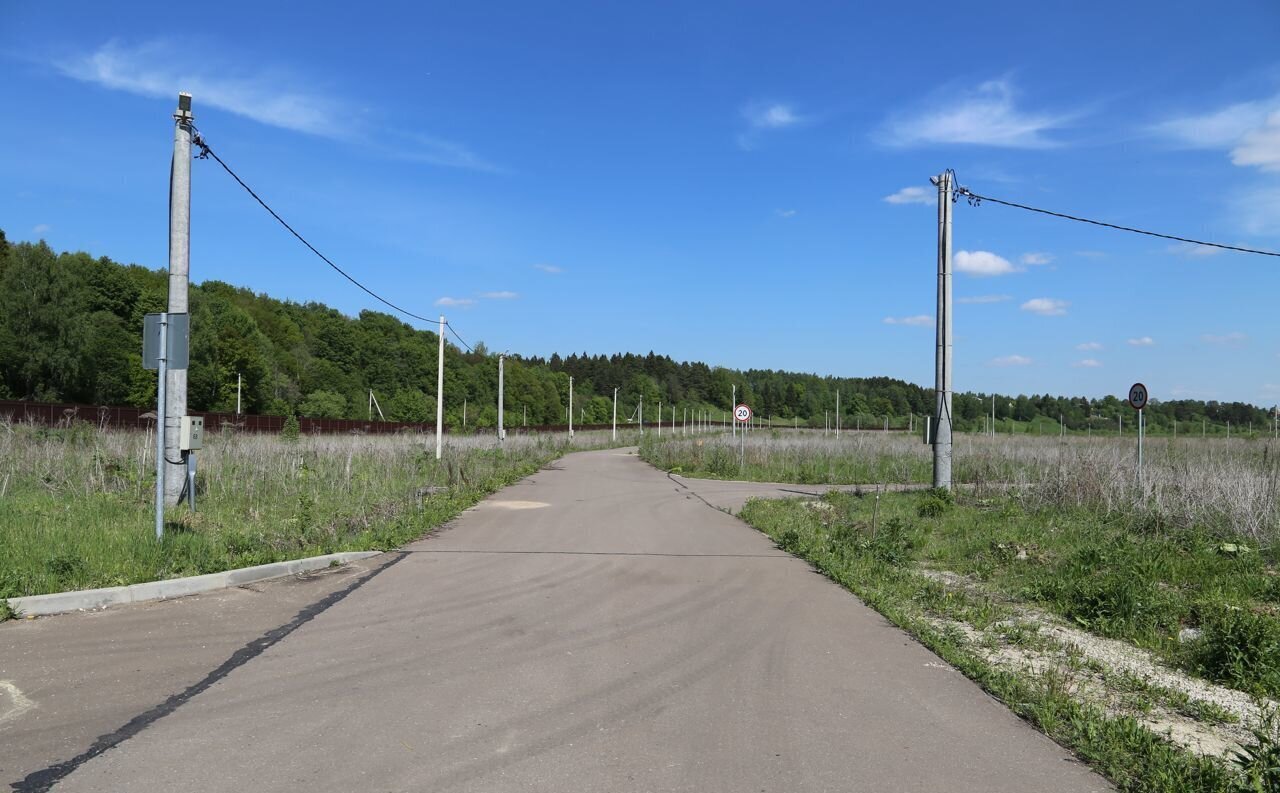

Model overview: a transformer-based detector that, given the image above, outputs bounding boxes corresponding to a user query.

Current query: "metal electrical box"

[180,416,204,450]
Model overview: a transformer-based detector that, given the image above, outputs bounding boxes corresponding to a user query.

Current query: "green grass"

[739,491,1277,791]
[0,423,636,611]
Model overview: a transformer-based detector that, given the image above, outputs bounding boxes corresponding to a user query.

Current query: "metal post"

[165,93,193,507]
[732,385,736,439]
[657,402,662,438]
[187,451,197,512]
[1137,407,1144,489]
[639,396,643,434]
[436,315,445,460]
[931,173,954,489]
[155,313,168,540]
[497,354,505,442]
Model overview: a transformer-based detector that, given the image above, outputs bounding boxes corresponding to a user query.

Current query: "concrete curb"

[6,551,382,618]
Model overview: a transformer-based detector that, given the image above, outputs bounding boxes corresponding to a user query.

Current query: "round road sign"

[1128,382,1149,410]
[734,404,752,423]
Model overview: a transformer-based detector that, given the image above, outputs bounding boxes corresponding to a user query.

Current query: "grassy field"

[644,430,1280,791]
[0,421,636,610]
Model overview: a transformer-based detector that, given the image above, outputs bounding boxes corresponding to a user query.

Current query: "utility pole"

[612,387,618,442]
[639,395,643,434]
[657,401,662,438]
[497,354,505,442]
[732,385,737,439]
[463,398,467,430]
[931,171,954,490]
[836,389,840,439]
[236,372,242,416]
[436,315,445,460]
[568,376,574,438]
[165,92,194,507]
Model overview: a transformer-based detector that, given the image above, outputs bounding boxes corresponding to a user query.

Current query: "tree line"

[1,231,1274,434]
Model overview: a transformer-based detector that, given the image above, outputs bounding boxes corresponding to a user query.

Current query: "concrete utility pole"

[236,372,242,416]
[612,388,618,442]
[568,376,574,438]
[836,390,840,439]
[657,402,662,438]
[497,354,505,442]
[436,315,445,460]
[931,171,954,490]
[164,92,194,506]
[732,385,737,439]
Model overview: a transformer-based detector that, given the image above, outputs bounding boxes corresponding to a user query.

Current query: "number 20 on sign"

[734,404,752,423]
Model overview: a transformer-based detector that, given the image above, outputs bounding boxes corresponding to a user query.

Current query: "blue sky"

[2,1,1278,406]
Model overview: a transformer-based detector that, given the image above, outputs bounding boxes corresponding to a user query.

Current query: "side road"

[3,449,1109,792]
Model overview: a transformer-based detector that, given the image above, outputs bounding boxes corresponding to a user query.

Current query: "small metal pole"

[1137,408,1144,490]
[155,313,168,541]
[187,451,197,512]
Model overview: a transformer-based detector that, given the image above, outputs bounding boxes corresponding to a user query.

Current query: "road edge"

[6,551,382,618]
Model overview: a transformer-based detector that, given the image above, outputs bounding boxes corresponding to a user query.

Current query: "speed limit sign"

[1128,383,1148,410]
[734,404,752,423]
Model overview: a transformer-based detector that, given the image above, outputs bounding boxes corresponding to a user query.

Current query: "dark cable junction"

[948,175,1279,258]
[190,128,476,352]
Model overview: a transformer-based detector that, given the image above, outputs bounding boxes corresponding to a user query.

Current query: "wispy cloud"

[1073,359,1103,368]
[738,101,806,149]
[1202,332,1247,346]
[1128,336,1156,347]
[1229,186,1280,236]
[480,291,518,300]
[957,294,1011,304]
[988,354,1033,367]
[533,263,563,274]
[31,223,51,235]
[1167,242,1223,258]
[54,39,497,172]
[878,79,1074,149]
[1154,96,1280,172]
[434,297,475,308]
[883,186,933,205]
[1020,297,1069,316]
[955,250,1020,277]
[776,209,797,218]
[882,315,933,327]
[1076,341,1103,351]
[743,102,803,130]
[1020,252,1053,265]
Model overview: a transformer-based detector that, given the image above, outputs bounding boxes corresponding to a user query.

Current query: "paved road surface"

[2,448,1109,792]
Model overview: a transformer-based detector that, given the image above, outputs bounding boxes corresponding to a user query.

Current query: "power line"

[193,128,460,323]
[446,322,473,353]
[952,181,1280,258]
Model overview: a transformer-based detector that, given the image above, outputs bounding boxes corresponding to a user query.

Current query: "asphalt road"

[2,448,1109,792]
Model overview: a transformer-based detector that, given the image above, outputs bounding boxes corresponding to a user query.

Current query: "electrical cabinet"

[180,416,204,451]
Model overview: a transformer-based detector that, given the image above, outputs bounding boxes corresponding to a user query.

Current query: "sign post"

[1128,382,1148,490]
[734,403,752,468]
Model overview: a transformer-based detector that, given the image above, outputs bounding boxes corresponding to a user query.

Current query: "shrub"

[281,414,300,442]
[1192,606,1280,696]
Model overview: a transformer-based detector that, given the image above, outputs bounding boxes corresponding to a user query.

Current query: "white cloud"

[533,264,563,274]
[1127,336,1156,347]
[1020,252,1053,265]
[434,297,475,307]
[883,186,933,205]
[1202,332,1247,346]
[744,102,803,130]
[56,40,347,137]
[776,209,797,218]
[31,223,51,234]
[957,294,1012,304]
[1229,186,1280,236]
[878,79,1072,149]
[1167,242,1223,258]
[1155,97,1280,173]
[54,40,496,172]
[955,250,1020,277]
[1073,359,1103,368]
[480,291,518,300]
[1076,341,1103,351]
[882,315,933,327]
[1233,112,1280,171]
[988,355,1033,367]
[1020,297,1069,316]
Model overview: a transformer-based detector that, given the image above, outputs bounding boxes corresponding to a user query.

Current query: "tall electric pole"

[164,92,193,506]
[732,384,737,439]
[497,354,505,442]
[612,387,618,442]
[568,376,574,438]
[931,171,954,490]
[836,389,840,439]
[436,315,445,460]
